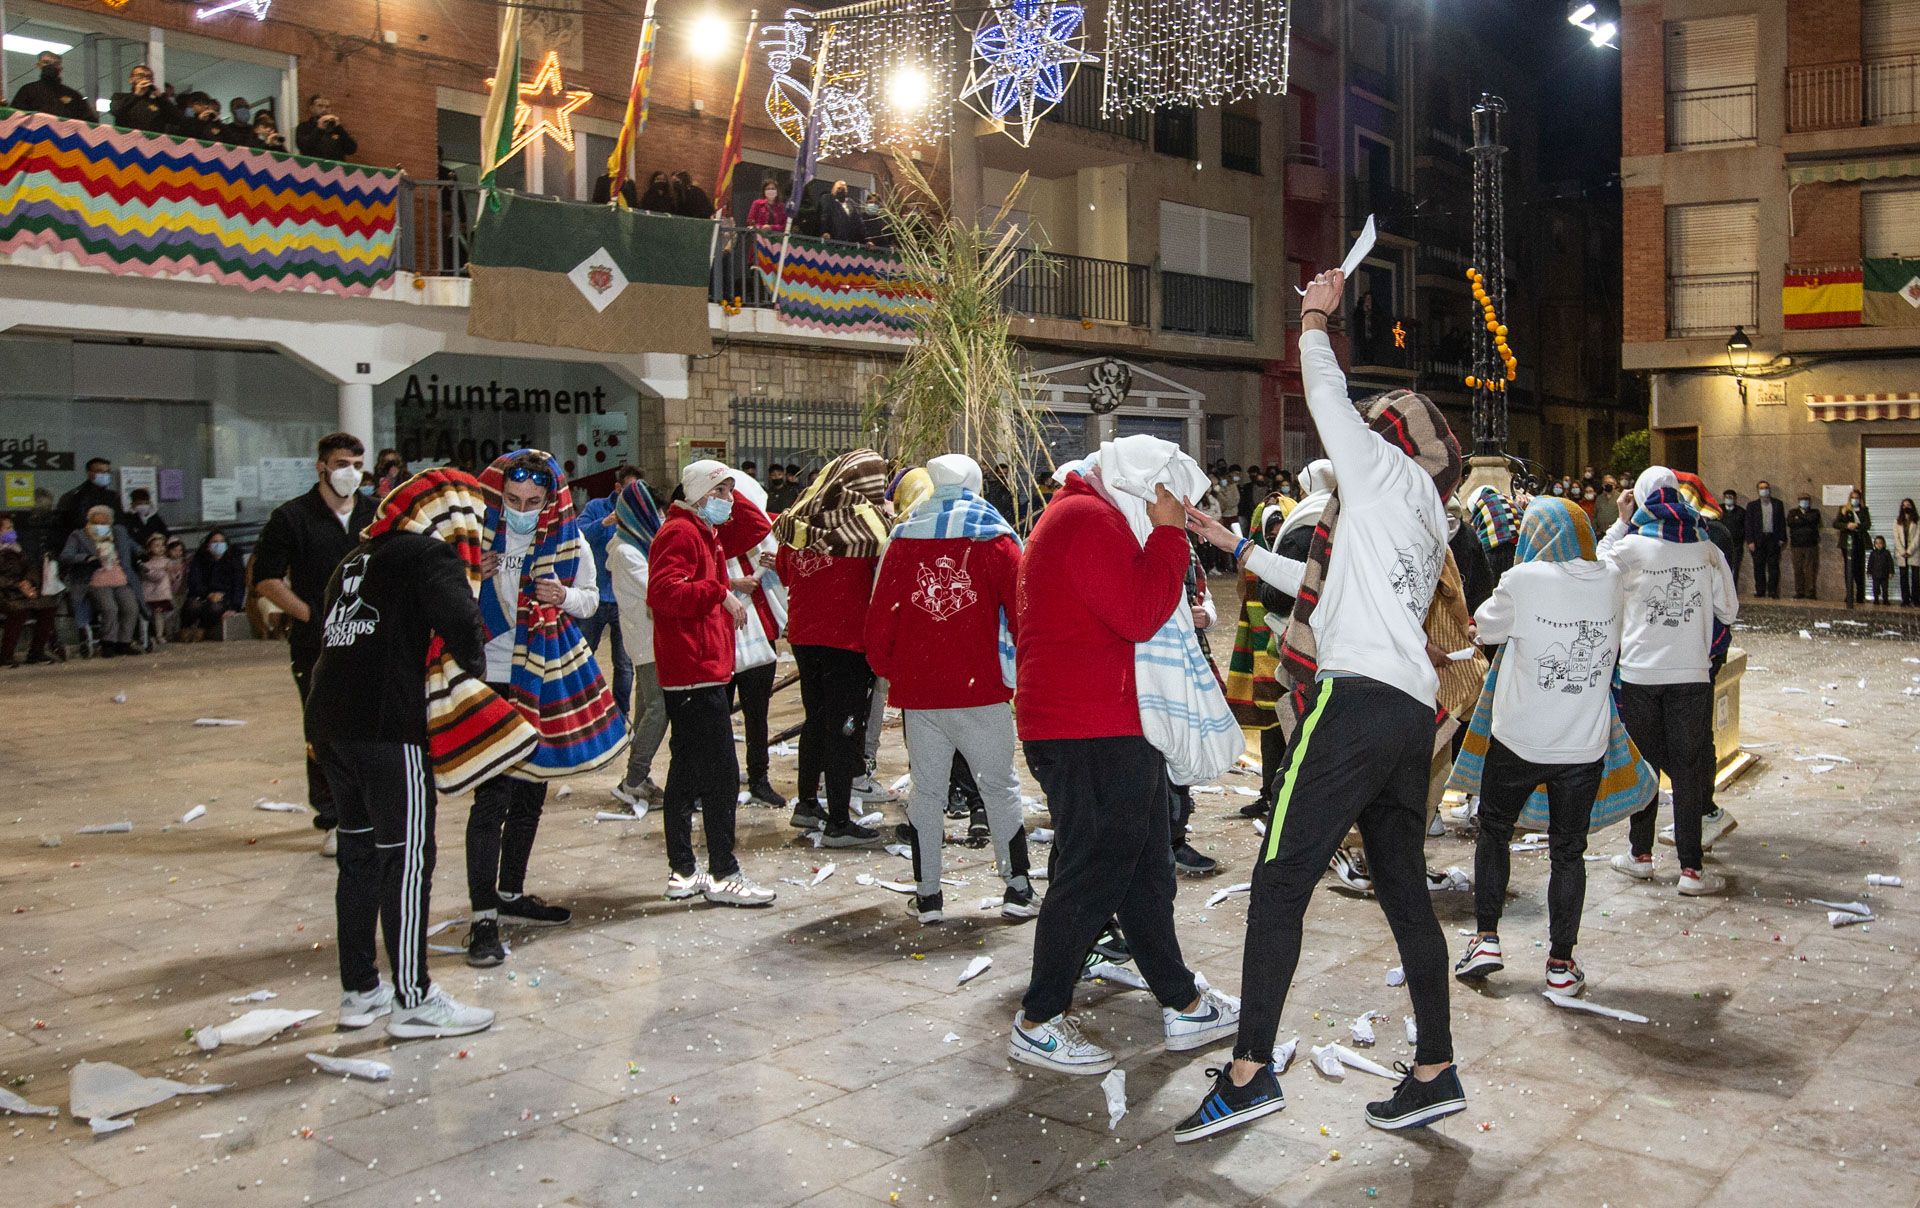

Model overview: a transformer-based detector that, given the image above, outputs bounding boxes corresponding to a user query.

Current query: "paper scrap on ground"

[595,810,645,822]
[1823,718,1850,727]
[1350,1011,1380,1047]
[1101,1069,1128,1129]
[90,1116,135,1135]
[1867,874,1904,887]
[1190,784,1225,795]
[194,1008,320,1051]
[885,843,913,858]
[193,718,246,726]
[254,800,305,813]
[1430,866,1472,892]
[0,1087,58,1116]
[957,956,994,987]
[1275,1036,1299,1074]
[1829,910,1875,927]
[1030,828,1054,844]
[1542,991,1649,1023]
[1310,1044,1346,1080]
[1793,753,1853,764]
[1385,965,1405,987]
[855,874,916,894]
[811,863,836,887]
[1405,1016,1419,1046]
[1086,960,1148,990]
[1812,898,1874,917]
[424,917,466,938]
[1511,835,1550,852]
[76,821,132,834]
[942,1031,961,1044]
[306,1053,392,1081]
[1799,630,1813,641]
[1325,1043,1399,1079]
[179,805,206,824]
[1298,214,1376,294]
[1204,881,1253,909]
[70,1061,227,1121]
[227,990,277,1004]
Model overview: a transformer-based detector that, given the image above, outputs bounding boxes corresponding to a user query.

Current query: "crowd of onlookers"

[8,50,357,160]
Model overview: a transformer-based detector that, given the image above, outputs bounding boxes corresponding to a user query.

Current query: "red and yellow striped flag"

[712,9,761,221]
[606,0,660,208]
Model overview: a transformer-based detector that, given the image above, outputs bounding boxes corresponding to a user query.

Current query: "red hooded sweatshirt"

[647,495,772,689]
[1013,474,1189,740]
[865,532,1021,710]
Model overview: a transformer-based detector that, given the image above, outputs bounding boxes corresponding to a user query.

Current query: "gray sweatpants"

[864,677,889,765]
[904,704,1028,897]
[624,661,669,787]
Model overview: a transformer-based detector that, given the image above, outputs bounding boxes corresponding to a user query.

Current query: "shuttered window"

[1159,201,1251,281]
[1666,202,1758,335]
[1866,0,1920,58]
[1863,442,1920,548]
[1665,16,1757,147]
[1865,189,1920,258]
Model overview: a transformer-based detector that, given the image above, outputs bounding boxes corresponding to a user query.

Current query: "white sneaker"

[339,980,394,1029]
[1545,960,1586,996]
[1163,985,1241,1052]
[1448,795,1480,822]
[1677,868,1725,897]
[320,829,338,857]
[1659,809,1739,850]
[1008,1011,1114,1074]
[850,774,895,802]
[1610,853,1656,881]
[1454,935,1504,981]
[704,872,777,907]
[385,986,494,1039]
[664,871,706,900]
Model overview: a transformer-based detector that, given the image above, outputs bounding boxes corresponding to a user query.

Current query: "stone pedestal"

[1458,453,1513,500]
[1712,645,1758,788]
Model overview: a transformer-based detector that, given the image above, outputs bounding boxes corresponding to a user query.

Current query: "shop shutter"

[1864,189,1920,257]
[1866,0,1920,58]
[1666,202,1758,276]
[1664,16,1757,92]
[1204,211,1253,282]
[1863,443,1920,545]
[1159,202,1206,276]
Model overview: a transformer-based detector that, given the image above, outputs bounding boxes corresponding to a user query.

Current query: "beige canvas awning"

[1806,392,1920,421]
[1789,157,1920,186]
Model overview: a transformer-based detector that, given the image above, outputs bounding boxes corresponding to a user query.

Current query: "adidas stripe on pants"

[319,739,437,1010]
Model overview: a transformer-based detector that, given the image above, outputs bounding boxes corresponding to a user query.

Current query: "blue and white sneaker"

[1008,1011,1114,1075]
[1163,985,1241,1052]
[1174,1063,1284,1142]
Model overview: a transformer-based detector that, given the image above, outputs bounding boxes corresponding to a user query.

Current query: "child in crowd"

[140,533,176,641]
[1869,535,1894,605]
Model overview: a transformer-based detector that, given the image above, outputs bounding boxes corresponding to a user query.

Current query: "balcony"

[396,178,483,276]
[1003,248,1149,327]
[1221,112,1262,174]
[1668,272,1758,337]
[1666,85,1757,150]
[1788,56,1920,132]
[1153,107,1198,159]
[1284,143,1329,203]
[1159,271,1253,340]
[1039,66,1149,142]
[1350,312,1416,374]
[1348,178,1419,232]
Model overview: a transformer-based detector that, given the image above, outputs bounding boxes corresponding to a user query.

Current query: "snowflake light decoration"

[960,0,1097,146]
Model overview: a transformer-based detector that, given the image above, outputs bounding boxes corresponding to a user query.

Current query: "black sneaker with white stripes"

[1364,1063,1466,1131]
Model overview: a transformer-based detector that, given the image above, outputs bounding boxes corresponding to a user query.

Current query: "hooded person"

[607,479,670,813]
[1598,464,1739,896]
[774,450,892,846]
[1465,484,1520,580]
[1222,491,1298,822]
[463,451,627,967]
[305,469,510,1040]
[1007,433,1242,1081]
[1447,497,1650,997]
[1178,269,1466,1142]
[648,457,777,906]
[725,470,790,808]
[865,452,1035,925]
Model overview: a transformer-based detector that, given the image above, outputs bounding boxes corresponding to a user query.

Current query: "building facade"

[1622,0,1920,597]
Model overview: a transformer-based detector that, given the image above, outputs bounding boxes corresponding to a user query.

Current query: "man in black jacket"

[253,434,376,853]
[823,181,866,243]
[55,457,124,551]
[307,468,494,1040]
[1743,480,1787,599]
[10,52,92,121]
[1719,488,1747,591]
[111,66,177,133]
[295,94,359,161]
[1786,490,1823,599]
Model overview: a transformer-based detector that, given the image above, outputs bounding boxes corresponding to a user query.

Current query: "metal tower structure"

[1469,92,1509,458]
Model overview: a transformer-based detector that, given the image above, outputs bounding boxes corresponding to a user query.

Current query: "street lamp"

[1727,326,1752,403]
[1568,4,1617,48]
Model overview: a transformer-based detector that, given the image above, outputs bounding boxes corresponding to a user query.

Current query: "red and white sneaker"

[1545,959,1586,997]
[1677,868,1725,897]
[1454,934,1504,981]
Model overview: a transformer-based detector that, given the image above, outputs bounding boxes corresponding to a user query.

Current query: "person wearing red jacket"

[646,459,776,907]
[864,454,1035,925]
[1007,444,1239,1078]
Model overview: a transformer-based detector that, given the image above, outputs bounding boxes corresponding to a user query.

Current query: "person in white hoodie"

[607,479,669,815]
[1454,497,1624,996]
[1599,465,1739,896]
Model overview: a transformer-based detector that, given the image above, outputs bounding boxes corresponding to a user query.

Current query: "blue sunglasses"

[505,464,554,488]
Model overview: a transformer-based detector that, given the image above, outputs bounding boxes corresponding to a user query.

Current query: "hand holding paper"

[1297,216,1377,296]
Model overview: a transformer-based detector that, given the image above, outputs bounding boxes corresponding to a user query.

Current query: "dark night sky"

[1453,0,1624,190]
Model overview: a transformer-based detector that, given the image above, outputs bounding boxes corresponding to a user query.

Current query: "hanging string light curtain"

[1100,0,1290,115]
[762,0,957,154]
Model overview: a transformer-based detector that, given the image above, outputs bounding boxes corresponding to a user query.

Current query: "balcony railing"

[1285,141,1322,168]
[1040,66,1149,140]
[1348,178,1419,229]
[1004,248,1149,327]
[1222,111,1262,174]
[1667,272,1757,337]
[1154,107,1198,159]
[396,178,484,277]
[1666,84,1757,149]
[1792,55,1920,131]
[1160,271,1253,340]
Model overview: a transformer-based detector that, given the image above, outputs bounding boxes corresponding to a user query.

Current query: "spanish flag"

[1783,265,1862,329]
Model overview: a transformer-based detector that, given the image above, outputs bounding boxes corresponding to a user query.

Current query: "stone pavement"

[2,625,1918,1208]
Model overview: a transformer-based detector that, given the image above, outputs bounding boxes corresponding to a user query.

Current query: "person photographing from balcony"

[296,94,358,161]
[12,51,92,121]
[252,110,287,151]
[112,65,177,134]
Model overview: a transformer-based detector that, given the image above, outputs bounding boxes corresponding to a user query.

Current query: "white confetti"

[179,805,206,824]
[958,955,993,985]
[1101,1069,1128,1129]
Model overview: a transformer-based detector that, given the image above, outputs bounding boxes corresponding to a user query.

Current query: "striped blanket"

[1224,498,1289,730]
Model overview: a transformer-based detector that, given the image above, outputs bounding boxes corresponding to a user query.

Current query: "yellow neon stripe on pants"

[1264,679,1334,863]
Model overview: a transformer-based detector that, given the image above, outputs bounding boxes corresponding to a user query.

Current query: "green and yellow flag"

[479,4,523,196]
[1864,257,1920,327]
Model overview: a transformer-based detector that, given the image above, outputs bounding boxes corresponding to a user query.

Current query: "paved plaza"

[3,621,1918,1208]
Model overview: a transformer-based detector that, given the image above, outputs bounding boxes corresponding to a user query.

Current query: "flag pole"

[712,8,761,219]
[478,1,524,210]
[771,22,835,308]
[608,0,660,208]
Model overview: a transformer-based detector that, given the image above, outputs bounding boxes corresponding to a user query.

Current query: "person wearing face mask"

[1743,480,1786,598]
[1718,489,1746,589]
[254,433,377,854]
[112,65,178,134]
[824,180,867,243]
[649,458,777,906]
[1578,485,1599,520]
[11,51,93,121]
[1896,499,1920,607]
[1834,491,1872,607]
[0,515,60,666]
[181,529,246,641]
[1786,490,1823,599]
[61,505,143,654]
[55,457,126,552]
[126,488,169,547]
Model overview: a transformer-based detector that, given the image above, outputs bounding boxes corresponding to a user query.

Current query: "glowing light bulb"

[888,65,931,113]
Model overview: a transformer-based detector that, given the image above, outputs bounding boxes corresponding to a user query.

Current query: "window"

[1866,1,1920,125]
[1350,9,1395,92]
[1159,201,1250,281]
[1153,105,1196,159]
[436,107,524,191]
[1667,202,1757,336]
[1664,16,1757,149]
[1221,110,1261,174]
[1865,188,1920,258]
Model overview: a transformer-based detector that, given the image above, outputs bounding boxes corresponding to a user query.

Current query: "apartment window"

[1221,110,1261,174]
[1666,202,1758,337]
[1865,1,1920,125]
[1664,16,1757,149]
[1153,105,1197,159]
[1864,188,1920,257]
[1350,9,1396,95]
[1160,201,1251,281]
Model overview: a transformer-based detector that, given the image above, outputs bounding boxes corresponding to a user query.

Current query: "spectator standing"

[1744,481,1786,598]
[295,95,358,160]
[1896,498,1920,606]
[590,173,639,207]
[139,533,176,641]
[1719,488,1746,589]
[640,172,675,213]
[608,480,670,813]
[112,65,177,133]
[0,518,58,666]
[823,181,866,243]
[62,505,142,656]
[1237,467,1265,533]
[253,433,377,854]
[1869,535,1895,605]
[56,457,124,551]
[764,464,796,514]
[1786,491,1822,599]
[574,465,640,723]
[748,179,784,229]
[181,530,246,640]
[726,471,788,807]
[1834,491,1871,606]
[673,170,714,219]
[11,51,91,120]
[372,450,409,498]
[127,488,168,547]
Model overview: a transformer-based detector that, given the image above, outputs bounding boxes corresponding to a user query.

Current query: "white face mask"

[326,465,361,498]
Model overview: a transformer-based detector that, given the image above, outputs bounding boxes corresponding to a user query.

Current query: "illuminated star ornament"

[194,0,271,18]
[488,50,593,159]
[960,0,1097,146]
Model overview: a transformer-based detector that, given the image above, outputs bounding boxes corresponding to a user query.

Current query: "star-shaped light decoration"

[193,0,272,19]
[959,0,1098,146]
[487,50,593,160]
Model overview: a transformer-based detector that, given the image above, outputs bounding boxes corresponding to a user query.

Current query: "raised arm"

[1298,270,1394,504]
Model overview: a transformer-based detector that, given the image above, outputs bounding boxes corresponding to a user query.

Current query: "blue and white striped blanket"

[1137,597,1243,785]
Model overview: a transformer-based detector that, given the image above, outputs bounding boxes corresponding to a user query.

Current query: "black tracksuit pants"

[290,643,335,830]
[1619,679,1715,871]
[793,644,873,827]
[1021,736,1199,1023]
[1235,675,1453,1066]
[731,661,777,783]
[1472,737,1602,961]
[663,684,741,879]
[466,681,548,913]
[320,739,435,1009]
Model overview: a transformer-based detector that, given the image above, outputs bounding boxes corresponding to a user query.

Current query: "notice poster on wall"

[234,466,261,498]
[1823,484,1857,507]
[4,472,33,508]
[259,458,312,501]
[159,468,185,502]
[119,465,157,511]
[202,478,239,521]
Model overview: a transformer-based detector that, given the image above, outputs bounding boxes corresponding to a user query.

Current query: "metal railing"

[1160,271,1253,340]
[1789,60,1863,131]
[1666,84,1757,149]
[1039,66,1148,140]
[1667,272,1757,337]
[1285,141,1322,168]
[1154,107,1198,159]
[1221,111,1261,174]
[1003,248,1149,327]
[396,177,484,277]
[1867,53,1920,126]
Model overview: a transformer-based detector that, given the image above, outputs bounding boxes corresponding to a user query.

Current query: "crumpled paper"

[1404,1016,1419,1046]
[1204,881,1252,909]
[1100,1069,1127,1129]
[1310,1044,1345,1080]
[179,805,206,824]
[1813,897,1875,927]
[69,1061,227,1126]
[1867,874,1903,887]
[1274,1036,1299,1074]
[958,956,992,985]
[810,863,836,887]
[1085,960,1148,989]
[194,1008,320,1051]
[1322,1042,1399,1079]
[0,1087,58,1116]
[1385,965,1405,987]
[1349,1011,1381,1047]
[307,1053,392,1081]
